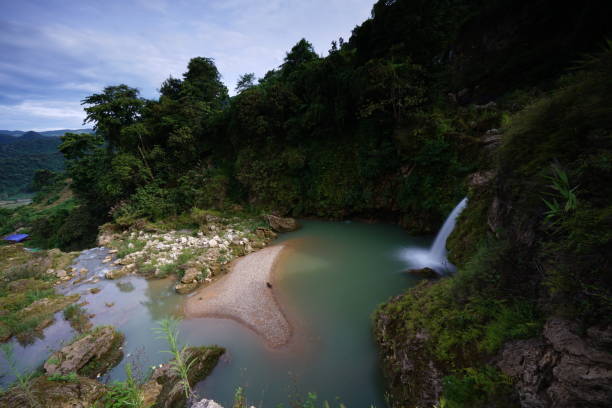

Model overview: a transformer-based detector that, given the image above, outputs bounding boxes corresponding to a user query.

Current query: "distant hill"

[0,128,93,137]
[0,134,15,144]
[0,131,64,198]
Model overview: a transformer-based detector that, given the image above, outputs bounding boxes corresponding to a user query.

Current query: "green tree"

[82,85,145,151]
[282,38,319,74]
[235,73,256,94]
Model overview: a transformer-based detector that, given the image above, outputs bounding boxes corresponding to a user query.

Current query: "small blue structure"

[3,233,29,243]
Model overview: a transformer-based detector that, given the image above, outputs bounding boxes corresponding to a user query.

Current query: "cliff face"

[374,28,612,407]
[497,318,612,408]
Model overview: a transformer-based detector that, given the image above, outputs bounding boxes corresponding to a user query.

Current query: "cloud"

[0,0,376,130]
[0,100,85,130]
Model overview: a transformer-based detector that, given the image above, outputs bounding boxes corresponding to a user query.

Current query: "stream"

[0,220,440,407]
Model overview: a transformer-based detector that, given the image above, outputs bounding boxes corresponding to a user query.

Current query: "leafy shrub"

[442,366,513,408]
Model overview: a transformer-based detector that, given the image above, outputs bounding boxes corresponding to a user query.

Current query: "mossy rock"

[44,326,125,379]
[0,375,107,408]
[143,345,225,408]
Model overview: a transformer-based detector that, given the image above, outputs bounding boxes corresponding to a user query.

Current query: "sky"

[0,0,375,131]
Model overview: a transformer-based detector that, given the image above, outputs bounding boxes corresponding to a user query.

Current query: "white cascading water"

[399,197,468,274]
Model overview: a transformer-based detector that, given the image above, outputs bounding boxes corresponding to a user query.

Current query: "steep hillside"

[0,132,64,198]
[374,42,612,408]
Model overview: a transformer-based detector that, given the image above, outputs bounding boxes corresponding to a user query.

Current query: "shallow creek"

[0,221,434,407]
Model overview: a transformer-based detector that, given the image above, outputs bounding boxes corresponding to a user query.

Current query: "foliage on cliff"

[376,43,612,407]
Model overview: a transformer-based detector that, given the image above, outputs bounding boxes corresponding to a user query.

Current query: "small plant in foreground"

[153,318,195,402]
[0,343,40,407]
[542,162,578,226]
[48,372,78,382]
[99,363,144,408]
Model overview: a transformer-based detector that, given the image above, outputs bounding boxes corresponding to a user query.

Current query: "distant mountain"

[0,130,25,137]
[38,129,94,137]
[0,128,93,137]
[0,134,15,144]
[0,131,64,198]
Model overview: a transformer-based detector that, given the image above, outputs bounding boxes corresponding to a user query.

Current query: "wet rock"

[182,267,200,284]
[105,265,130,279]
[175,282,198,294]
[374,291,444,408]
[56,269,67,278]
[21,296,79,317]
[0,375,107,408]
[142,346,224,408]
[89,287,101,294]
[191,399,225,408]
[468,170,496,189]
[265,214,299,232]
[255,227,277,240]
[44,326,124,378]
[102,256,112,264]
[405,267,439,280]
[79,268,88,275]
[497,317,612,407]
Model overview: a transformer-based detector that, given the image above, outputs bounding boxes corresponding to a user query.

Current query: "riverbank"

[184,244,291,348]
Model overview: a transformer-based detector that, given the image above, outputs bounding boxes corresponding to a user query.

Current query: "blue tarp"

[3,233,29,242]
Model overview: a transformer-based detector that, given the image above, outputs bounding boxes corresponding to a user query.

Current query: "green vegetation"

[0,343,41,407]
[0,132,64,198]
[376,40,612,407]
[0,1,609,407]
[47,372,79,382]
[63,303,92,333]
[97,364,144,408]
[154,318,195,400]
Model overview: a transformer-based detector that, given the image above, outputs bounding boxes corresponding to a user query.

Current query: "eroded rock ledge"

[497,317,612,408]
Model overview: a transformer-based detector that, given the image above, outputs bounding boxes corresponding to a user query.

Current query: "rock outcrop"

[497,318,612,407]
[142,346,225,408]
[405,267,439,280]
[0,375,107,408]
[374,293,444,408]
[44,326,124,378]
[190,399,225,408]
[265,214,300,232]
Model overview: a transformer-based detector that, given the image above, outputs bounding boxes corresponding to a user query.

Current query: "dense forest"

[0,132,64,198]
[2,0,611,406]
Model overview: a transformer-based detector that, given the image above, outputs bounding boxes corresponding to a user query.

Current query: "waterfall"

[399,197,468,273]
[429,197,468,260]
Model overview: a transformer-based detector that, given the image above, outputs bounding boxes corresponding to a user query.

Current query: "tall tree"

[235,73,256,94]
[82,85,144,151]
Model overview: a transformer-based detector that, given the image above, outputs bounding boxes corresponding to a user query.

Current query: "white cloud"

[0,0,376,129]
[0,100,85,129]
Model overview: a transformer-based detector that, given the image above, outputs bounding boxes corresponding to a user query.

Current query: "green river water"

[0,220,432,407]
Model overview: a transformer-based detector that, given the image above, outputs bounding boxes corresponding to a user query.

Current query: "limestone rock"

[468,170,496,189]
[374,291,444,408]
[0,375,107,408]
[175,282,198,294]
[497,318,612,407]
[265,214,300,232]
[105,266,130,280]
[191,399,225,408]
[181,267,199,284]
[44,326,124,378]
[405,267,439,280]
[142,346,224,408]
